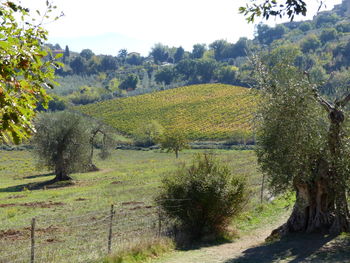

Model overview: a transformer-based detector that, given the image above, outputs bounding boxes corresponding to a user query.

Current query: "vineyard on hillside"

[77,84,257,140]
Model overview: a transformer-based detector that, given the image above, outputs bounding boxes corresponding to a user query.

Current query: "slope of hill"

[77,84,257,141]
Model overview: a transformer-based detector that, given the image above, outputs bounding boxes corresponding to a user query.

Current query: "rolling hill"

[77,84,257,141]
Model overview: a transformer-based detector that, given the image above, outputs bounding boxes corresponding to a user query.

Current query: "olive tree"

[32,111,91,181]
[255,46,350,235]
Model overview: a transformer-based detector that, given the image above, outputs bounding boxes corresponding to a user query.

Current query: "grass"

[76,84,257,140]
[101,238,175,263]
[0,149,261,263]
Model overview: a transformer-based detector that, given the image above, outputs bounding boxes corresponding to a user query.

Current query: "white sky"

[24,0,342,56]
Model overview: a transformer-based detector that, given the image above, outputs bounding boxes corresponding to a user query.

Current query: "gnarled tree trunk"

[271,101,350,238]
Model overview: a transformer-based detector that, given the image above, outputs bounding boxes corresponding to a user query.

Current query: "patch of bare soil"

[0,201,64,208]
[111,181,123,185]
[0,225,61,241]
[75,198,88,201]
[122,201,145,206]
[7,195,26,199]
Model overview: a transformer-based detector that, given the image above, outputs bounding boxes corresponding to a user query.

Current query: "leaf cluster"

[0,1,60,143]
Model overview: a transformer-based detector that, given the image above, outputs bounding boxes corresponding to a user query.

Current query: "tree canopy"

[0,1,60,143]
[255,46,350,234]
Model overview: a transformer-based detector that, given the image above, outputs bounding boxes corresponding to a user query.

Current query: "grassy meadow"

[0,149,261,262]
[77,84,257,141]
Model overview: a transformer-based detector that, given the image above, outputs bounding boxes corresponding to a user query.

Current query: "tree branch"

[312,87,333,113]
[304,71,333,112]
[335,92,350,108]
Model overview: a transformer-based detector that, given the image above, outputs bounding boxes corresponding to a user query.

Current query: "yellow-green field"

[77,84,257,140]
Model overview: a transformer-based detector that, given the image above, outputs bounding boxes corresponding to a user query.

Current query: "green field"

[0,149,261,263]
[77,84,257,140]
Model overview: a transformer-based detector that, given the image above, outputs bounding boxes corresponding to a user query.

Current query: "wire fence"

[0,201,180,263]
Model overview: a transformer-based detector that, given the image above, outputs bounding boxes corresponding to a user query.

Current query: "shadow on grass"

[22,172,55,179]
[224,233,350,263]
[0,179,74,192]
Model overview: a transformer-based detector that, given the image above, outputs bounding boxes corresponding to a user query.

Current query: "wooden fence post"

[108,204,115,254]
[158,206,162,237]
[31,218,36,263]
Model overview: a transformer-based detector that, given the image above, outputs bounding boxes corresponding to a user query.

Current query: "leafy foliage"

[32,111,91,181]
[157,153,248,240]
[254,46,327,194]
[134,120,164,147]
[0,1,60,143]
[160,129,188,158]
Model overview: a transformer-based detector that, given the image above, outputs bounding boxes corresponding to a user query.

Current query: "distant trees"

[70,56,86,74]
[119,74,139,90]
[256,24,287,45]
[100,55,118,71]
[150,43,169,64]
[300,34,321,53]
[155,66,177,85]
[215,66,237,84]
[64,45,70,59]
[210,40,230,61]
[80,49,95,60]
[191,44,206,59]
[174,46,185,63]
[118,49,128,64]
[320,28,338,44]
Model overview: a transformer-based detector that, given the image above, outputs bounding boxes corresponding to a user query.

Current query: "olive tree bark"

[87,128,101,172]
[272,91,350,236]
[53,128,74,182]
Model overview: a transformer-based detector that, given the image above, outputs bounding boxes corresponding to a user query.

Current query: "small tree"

[156,153,248,240]
[32,111,91,181]
[160,129,188,158]
[119,74,139,91]
[87,123,114,171]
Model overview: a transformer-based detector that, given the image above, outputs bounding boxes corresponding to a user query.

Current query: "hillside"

[77,84,257,141]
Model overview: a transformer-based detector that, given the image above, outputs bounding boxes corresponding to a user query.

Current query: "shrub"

[156,153,249,241]
[134,120,164,147]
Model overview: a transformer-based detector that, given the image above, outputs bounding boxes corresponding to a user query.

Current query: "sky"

[25,0,342,56]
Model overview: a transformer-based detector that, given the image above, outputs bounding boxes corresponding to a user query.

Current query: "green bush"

[156,153,249,240]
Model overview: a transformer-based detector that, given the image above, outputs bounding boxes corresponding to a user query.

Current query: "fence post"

[31,218,36,263]
[108,204,115,254]
[158,206,162,237]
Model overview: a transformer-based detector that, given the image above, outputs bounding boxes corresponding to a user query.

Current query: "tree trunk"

[54,158,72,181]
[53,168,72,181]
[175,150,179,158]
[270,108,350,238]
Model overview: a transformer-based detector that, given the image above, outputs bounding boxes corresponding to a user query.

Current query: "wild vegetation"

[157,153,248,241]
[77,84,256,141]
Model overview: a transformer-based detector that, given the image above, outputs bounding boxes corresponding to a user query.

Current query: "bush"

[156,153,249,241]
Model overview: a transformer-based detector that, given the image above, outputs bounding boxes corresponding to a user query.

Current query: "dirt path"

[153,216,287,263]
